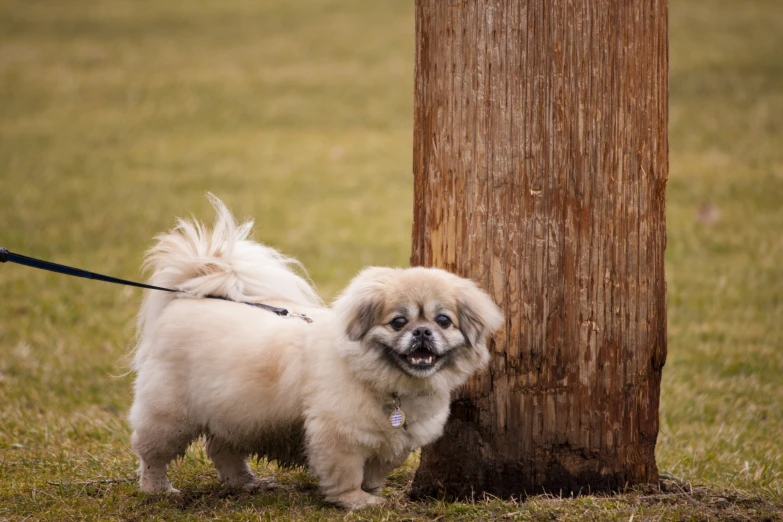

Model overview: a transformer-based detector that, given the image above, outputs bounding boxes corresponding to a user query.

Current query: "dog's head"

[332,267,503,392]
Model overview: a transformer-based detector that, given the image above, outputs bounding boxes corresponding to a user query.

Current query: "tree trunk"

[410,0,668,498]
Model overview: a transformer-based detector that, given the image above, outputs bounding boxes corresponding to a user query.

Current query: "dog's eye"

[390,316,408,331]
[435,314,452,329]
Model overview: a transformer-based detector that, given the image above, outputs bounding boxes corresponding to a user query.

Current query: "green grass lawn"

[1,0,782,520]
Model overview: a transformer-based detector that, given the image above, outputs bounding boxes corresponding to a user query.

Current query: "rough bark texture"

[410,0,668,498]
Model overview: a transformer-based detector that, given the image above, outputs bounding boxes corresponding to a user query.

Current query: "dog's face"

[333,267,504,389]
[373,300,465,377]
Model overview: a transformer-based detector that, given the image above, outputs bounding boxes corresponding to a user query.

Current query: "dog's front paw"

[333,489,387,510]
[364,486,384,497]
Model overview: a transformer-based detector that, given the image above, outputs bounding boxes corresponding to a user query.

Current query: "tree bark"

[410,0,668,498]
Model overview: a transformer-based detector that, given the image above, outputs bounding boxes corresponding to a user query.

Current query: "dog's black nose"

[412,327,433,338]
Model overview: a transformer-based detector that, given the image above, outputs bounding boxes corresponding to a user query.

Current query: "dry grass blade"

[46,477,136,487]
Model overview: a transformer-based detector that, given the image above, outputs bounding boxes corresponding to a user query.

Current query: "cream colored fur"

[130,196,503,509]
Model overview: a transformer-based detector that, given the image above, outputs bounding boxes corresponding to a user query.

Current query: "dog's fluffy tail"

[133,194,322,368]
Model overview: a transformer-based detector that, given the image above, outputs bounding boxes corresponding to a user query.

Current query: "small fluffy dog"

[130,196,503,509]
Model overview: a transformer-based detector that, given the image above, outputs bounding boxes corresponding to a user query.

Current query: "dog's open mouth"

[404,347,440,368]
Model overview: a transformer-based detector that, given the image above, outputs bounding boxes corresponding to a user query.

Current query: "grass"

[0,0,782,520]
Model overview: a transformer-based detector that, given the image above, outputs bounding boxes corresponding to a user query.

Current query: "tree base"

[411,415,659,501]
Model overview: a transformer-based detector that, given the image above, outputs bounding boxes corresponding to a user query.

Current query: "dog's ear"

[334,267,396,342]
[456,279,504,350]
[344,297,382,342]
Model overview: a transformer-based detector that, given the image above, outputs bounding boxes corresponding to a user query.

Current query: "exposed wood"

[411,0,668,498]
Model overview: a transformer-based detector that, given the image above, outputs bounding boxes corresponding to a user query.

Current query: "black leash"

[0,247,313,323]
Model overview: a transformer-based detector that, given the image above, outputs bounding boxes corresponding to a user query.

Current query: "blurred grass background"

[0,0,781,520]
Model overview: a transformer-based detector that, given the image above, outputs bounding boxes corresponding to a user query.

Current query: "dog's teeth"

[409,355,435,366]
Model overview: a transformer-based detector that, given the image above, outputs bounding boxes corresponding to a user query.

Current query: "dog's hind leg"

[205,436,276,491]
[131,424,192,494]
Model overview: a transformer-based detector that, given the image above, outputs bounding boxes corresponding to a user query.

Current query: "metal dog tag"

[390,407,406,429]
